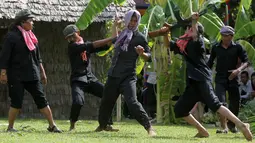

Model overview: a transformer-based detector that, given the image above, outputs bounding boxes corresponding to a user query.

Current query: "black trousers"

[174,78,222,118]
[98,75,151,130]
[69,80,112,124]
[8,80,48,109]
[123,84,143,118]
[142,83,157,118]
[215,82,240,129]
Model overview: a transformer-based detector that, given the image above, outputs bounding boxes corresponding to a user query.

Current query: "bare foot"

[147,127,157,137]
[194,130,209,138]
[238,123,253,141]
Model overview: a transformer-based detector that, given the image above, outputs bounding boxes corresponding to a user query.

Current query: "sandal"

[6,127,18,132]
[216,129,228,134]
[47,125,62,133]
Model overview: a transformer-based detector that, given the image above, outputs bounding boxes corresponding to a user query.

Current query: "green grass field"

[0,119,251,143]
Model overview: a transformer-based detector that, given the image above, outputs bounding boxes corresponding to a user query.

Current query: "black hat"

[15,9,34,21]
[63,24,80,38]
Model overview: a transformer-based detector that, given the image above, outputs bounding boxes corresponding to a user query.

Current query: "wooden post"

[116,95,122,122]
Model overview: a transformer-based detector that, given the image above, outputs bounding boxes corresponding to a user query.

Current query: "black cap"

[63,24,80,38]
[15,9,34,21]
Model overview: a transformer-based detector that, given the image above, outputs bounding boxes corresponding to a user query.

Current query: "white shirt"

[239,80,253,99]
[147,72,157,84]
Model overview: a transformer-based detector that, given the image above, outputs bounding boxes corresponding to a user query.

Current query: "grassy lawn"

[0,119,250,143]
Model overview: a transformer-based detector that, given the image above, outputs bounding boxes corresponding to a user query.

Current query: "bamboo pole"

[116,95,122,122]
[156,42,163,123]
[225,4,229,25]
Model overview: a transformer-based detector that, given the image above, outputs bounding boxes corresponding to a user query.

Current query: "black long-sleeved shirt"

[207,41,248,83]
[108,31,151,77]
[0,27,42,81]
[68,41,110,83]
[170,36,212,81]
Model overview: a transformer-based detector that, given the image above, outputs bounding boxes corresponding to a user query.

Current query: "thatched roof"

[0,0,135,22]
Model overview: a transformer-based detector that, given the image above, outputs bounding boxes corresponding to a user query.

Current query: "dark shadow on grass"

[69,130,96,134]
[11,130,96,134]
[83,134,202,140]
[152,135,199,140]
[217,135,244,140]
[69,130,202,140]
[86,134,136,139]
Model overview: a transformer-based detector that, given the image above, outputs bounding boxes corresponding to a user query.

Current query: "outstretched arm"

[92,37,115,48]
[92,18,120,48]
[191,12,199,41]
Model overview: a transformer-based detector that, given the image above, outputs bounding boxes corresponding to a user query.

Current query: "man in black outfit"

[95,10,156,136]
[63,24,117,131]
[207,26,249,133]
[0,9,61,132]
[161,13,252,141]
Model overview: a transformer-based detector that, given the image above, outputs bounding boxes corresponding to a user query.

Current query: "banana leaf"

[241,0,252,10]
[199,0,223,12]
[136,5,165,75]
[139,5,165,37]
[164,0,177,22]
[198,0,206,8]
[192,0,199,12]
[238,40,255,67]
[204,12,224,28]
[114,0,126,5]
[147,0,166,7]
[171,0,193,18]
[234,21,255,40]
[76,0,125,30]
[234,5,250,33]
[199,15,221,42]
